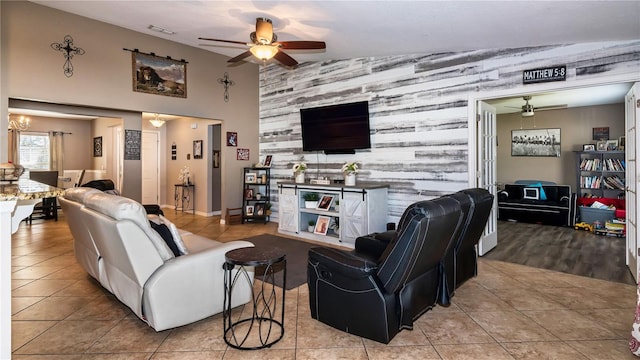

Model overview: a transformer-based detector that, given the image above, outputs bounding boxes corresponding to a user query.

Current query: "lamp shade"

[250,45,278,61]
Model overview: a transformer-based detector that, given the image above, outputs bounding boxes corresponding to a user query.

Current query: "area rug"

[238,234,321,290]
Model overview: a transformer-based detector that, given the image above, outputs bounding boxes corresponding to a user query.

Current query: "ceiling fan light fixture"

[149,114,165,128]
[521,110,535,117]
[250,44,278,61]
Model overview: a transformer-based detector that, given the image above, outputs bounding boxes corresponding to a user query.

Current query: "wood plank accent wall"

[260,41,640,223]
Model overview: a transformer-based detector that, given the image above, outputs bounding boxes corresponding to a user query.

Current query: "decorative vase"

[344,173,356,186]
[308,225,315,232]
[295,172,305,184]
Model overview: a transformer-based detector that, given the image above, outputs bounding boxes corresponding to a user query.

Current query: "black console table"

[174,184,194,214]
[223,246,286,350]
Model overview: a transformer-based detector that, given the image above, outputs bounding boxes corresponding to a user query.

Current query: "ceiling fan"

[198,17,326,68]
[509,96,568,117]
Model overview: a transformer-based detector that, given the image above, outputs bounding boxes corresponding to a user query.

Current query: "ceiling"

[17,1,640,116]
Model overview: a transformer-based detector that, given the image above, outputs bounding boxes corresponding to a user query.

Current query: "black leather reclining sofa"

[498,184,575,227]
[307,188,494,344]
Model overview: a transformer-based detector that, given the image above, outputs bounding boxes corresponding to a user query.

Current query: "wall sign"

[124,129,141,160]
[523,65,566,84]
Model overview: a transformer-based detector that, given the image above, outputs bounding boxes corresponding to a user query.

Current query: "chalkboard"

[124,129,141,160]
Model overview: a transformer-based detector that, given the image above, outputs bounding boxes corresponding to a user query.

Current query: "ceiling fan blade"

[198,37,247,45]
[276,41,326,50]
[535,104,568,111]
[274,50,298,67]
[227,51,252,63]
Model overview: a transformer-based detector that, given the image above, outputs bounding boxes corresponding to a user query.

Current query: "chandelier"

[8,113,31,131]
[149,113,165,128]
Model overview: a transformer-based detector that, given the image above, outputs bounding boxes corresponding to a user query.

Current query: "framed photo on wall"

[592,127,609,141]
[226,132,238,146]
[93,136,102,157]
[193,140,203,159]
[511,128,561,157]
[237,148,250,161]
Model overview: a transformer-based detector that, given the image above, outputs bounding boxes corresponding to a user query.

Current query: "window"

[19,132,50,171]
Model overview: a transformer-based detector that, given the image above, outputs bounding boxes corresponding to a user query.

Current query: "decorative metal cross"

[51,35,85,77]
[217,72,235,102]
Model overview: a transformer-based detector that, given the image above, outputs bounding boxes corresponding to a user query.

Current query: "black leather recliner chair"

[441,188,494,301]
[307,196,463,344]
[349,188,494,306]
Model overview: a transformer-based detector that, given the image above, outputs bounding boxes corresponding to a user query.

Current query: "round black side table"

[223,246,286,350]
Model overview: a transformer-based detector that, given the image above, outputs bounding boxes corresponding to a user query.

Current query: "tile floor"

[10,211,640,359]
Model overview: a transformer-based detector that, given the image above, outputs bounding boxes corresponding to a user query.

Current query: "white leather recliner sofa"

[59,187,254,331]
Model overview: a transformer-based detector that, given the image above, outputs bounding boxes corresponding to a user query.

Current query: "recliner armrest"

[355,233,394,258]
[308,247,378,279]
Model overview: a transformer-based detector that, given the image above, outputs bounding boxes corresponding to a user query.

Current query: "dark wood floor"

[484,220,636,285]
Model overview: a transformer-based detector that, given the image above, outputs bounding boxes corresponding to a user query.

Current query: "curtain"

[50,132,64,184]
[8,130,18,163]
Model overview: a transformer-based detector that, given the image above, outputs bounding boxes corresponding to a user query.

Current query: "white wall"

[259,42,640,223]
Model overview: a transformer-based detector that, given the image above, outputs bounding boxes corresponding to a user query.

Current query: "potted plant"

[334,199,340,212]
[293,161,307,183]
[303,192,319,208]
[342,161,359,186]
[308,220,316,232]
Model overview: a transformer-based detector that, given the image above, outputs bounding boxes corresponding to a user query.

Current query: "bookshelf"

[575,151,625,198]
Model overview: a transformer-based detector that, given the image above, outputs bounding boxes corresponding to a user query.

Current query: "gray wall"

[497,103,625,188]
[259,42,640,222]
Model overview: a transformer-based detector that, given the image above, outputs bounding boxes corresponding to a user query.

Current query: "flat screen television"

[300,101,371,154]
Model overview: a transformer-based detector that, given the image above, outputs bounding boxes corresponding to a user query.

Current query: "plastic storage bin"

[579,206,615,225]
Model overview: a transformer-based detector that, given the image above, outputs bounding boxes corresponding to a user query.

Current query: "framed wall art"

[193,140,203,159]
[511,128,561,157]
[124,129,141,160]
[592,127,609,141]
[227,132,238,146]
[237,148,250,161]
[132,52,186,98]
[93,136,102,157]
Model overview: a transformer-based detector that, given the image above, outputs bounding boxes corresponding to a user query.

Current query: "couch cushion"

[63,187,102,204]
[148,214,188,255]
[83,192,174,261]
[149,221,182,257]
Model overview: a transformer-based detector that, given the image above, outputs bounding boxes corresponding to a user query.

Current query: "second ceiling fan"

[199,17,326,68]
[511,95,568,117]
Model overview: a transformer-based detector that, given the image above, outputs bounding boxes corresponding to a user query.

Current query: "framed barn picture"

[132,52,186,98]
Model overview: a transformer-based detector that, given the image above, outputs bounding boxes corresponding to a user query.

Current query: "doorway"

[470,76,640,280]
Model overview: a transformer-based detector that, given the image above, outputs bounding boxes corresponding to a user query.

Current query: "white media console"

[277,181,389,247]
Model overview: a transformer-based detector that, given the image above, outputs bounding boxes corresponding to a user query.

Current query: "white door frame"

[468,72,640,256]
